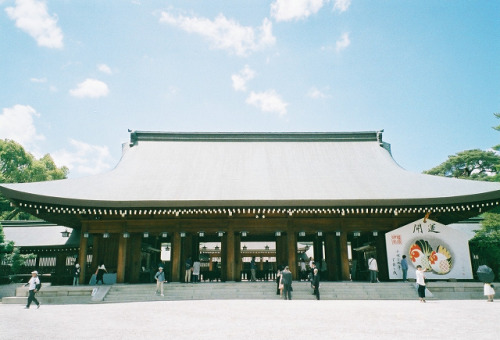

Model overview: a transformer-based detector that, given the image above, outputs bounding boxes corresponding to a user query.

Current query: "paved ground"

[1,299,498,339]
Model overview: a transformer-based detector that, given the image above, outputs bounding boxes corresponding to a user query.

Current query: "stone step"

[102,282,420,303]
[3,281,491,304]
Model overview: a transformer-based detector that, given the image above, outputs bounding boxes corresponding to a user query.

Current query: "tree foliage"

[0,222,15,264]
[470,209,500,276]
[424,114,500,277]
[423,149,500,180]
[0,139,69,220]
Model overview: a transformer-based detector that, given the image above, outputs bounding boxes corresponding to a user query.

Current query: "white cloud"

[270,0,326,22]
[159,12,275,56]
[69,78,109,98]
[336,32,350,52]
[307,87,329,99]
[52,139,113,177]
[231,65,255,92]
[333,0,351,13]
[5,0,63,49]
[246,90,288,116]
[97,64,112,74]
[0,104,45,150]
[30,77,47,83]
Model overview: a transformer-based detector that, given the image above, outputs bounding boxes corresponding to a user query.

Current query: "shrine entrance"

[239,241,277,281]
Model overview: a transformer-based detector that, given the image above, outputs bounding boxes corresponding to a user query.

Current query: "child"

[484,282,495,302]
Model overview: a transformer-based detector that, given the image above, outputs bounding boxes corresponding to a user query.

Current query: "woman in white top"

[484,283,495,302]
[192,259,201,283]
[95,262,107,285]
[415,265,426,303]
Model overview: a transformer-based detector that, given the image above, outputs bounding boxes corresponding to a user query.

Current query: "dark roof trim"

[129,130,384,145]
[0,220,58,227]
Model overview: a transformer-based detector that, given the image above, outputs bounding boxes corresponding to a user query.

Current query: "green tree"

[424,114,500,277]
[469,208,500,276]
[424,149,500,180]
[0,139,69,219]
[0,222,14,263]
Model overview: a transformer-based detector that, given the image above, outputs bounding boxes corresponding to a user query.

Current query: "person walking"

[309,261,316,288]
[416,265,427,303]
[155,267,167,296]
[401,255,408,282]
[312,268,320,300]
[185,257,192,283]
[299,259,307,281]
[484,282,495,302]
[250,257,257,282]
[281,266,293,300]
[73,263,80,286]
[276,265,283,295]
[24,270,41,309]
[95,261,107,285]
[368,256,379,283]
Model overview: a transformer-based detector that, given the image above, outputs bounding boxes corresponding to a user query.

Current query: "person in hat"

[155,266,167,296]
[24,270,41,309]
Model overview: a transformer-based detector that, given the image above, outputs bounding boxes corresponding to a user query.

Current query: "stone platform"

[1,281,492,305]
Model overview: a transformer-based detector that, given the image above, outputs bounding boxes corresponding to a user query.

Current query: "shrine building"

[1,130,500,284]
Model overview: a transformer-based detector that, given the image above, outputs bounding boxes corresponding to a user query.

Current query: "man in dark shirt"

[281,266,293,300]
[312,268,320,300]
[250,257,257,282]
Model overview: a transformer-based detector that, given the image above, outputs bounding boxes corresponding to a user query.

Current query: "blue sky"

[0,0,499,179]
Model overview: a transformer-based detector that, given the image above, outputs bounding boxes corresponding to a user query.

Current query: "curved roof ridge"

[129,130,385,145]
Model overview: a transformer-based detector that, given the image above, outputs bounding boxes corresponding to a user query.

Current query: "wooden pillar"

[339,231,350,280]
[376,232,388,281]
[224,231,236,281]
[183,234,193,278]
[324,233,337,281]
[78,231,88,284]
[91,235,100,273]
[234,233,241,282]
[55,252,67,285]
[191,234,199,261]
[287,231,297,280]
[275,234,287,268]
[171,232,181,282]
[116,235,128,283]
[128,234,142,283]
[314,237,323,264]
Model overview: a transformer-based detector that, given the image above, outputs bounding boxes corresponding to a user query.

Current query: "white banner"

[385,218,473,280]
